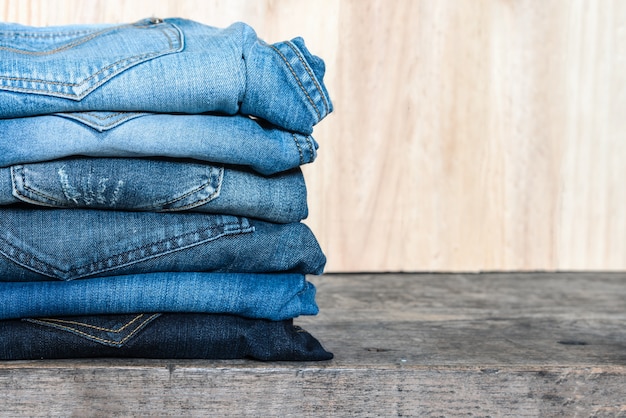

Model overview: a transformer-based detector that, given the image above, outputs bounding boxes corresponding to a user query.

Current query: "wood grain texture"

[1,273,625,416]
[0,0,625,272]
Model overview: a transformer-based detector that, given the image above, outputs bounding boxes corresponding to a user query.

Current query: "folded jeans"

[0,18,332,134]
[0,208,326,281]
[0,112,318,175]
[0,312,333,361]
[0,157,308,223]
[0,271,318,320]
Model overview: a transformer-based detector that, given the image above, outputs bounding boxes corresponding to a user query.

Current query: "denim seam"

[0,19,158,39]
[77,111,144,120]
[11,166,64,207]
[0,220,254,280]
[291,134,305,166]
[0,19,171,50]
[26,313,159,346]
[13,164,222,211]
[303,135,315,163]
[1,49,171,87]
[0,30,99,38]
[28,313,155,333]
[80,111,126,120]
[56,112,149,130]
[295,278,309,296]
[158,167,223,211]
[68,220,254,279]
[268,44,321,120]
[285,40,329,115]
[62,113,141,128]
[0,49,174,98]
[0,23,135,55]
[0,239,67,278]
[0,22,182,99]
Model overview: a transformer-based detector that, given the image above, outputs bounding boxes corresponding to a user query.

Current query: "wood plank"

[1,273,624,416]
[0,1,625,272]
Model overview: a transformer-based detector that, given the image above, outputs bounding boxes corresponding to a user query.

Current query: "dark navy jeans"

[0,313,333,361]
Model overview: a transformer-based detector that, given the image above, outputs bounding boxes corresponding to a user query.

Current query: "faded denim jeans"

[0,157,308,223]
[0,272,318,320]
[0,112,318,175]
[0,312,333,361]
[0,208,326,282]
[0,18,331,359]
[0,18,332,134]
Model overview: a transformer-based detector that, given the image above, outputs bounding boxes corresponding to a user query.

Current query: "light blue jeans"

[0,112,317,175]
[0,157,308,223]
[0,272,318,320]
[0,208,326,281]
[0,18,332,134]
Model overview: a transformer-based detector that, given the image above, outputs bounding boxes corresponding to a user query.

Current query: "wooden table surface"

[1,273,624,417]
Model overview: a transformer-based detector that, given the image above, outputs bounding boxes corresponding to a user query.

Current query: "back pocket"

[24,313,160,348]
[0,209,253,280]
[11,158,223,211]
[0,18,183,99]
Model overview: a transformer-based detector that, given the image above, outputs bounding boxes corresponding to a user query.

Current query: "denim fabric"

[0,313,333,361]
[0,208,325,281]
[0,272,318,320]
[0,112,318,175]
[0,157,308,223]
[0,18,332,134]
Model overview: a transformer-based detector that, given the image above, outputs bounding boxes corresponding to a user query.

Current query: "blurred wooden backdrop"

[1,0,624,272]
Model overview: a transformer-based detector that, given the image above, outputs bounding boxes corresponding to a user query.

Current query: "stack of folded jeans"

[0,18,333,361]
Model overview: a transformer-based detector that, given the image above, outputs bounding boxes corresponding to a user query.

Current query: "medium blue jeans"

[0,18,332,134]
[0,313,333,361]
[0,112,318,175]
[0,272,318,320]
[0,208,326,281]
[0,157,308,223]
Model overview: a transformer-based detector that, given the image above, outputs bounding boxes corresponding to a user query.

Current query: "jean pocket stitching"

[0,29,99,39]
[54,111,151,131]
[153,167,223,212]
[0,239,67,279]
[0,20,183,99]
[30,313,153,333]
[0,23,135,55]
[63,111,147,127]
[67,220,255,280]
[25,313,160,346]
[1,50,171,93]
[11,165,66,207]
[13,162,223,212]
[0,219,254,280]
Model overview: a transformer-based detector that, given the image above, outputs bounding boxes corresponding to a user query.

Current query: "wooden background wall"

[1,0,624,272]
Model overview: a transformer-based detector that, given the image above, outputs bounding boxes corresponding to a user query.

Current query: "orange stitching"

[28,313,160,345]
[33,313,147,333]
